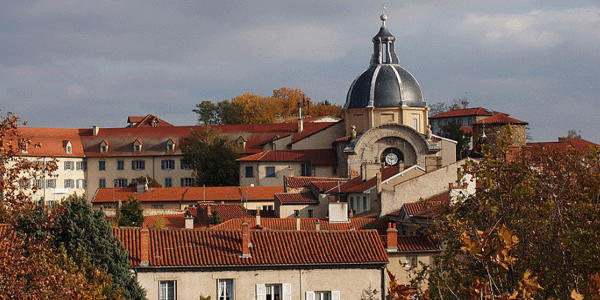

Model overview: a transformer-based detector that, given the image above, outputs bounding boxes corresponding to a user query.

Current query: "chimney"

[206,205,212,222]
[315,219,320,232]
[140,228,150,266]
[288,166,294,177]
[92,125,100,136]
[296,217,301,231]
[241,220,251,258]
[298,118,303,133]
[386,222,398,252]
[256,206,261,226]
[185,214,194,229]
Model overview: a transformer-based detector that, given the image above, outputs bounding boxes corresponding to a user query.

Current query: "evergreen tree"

[118,196,145,227]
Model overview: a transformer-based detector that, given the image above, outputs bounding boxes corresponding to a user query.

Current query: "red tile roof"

[275,192,318,204]
[311,181,345,192]
[144,214,189,229]
[14,127,86,157]
[92,186,283,203]
[127,114,174,128]
[396,235,440,252]
[529,138,599,153]
[402,192,449,218]
[285,177,347,190]
[429,107,494,119]
[237,149,337,166]
[337,166,400,193]
[471,113,528,125]
[194,204,252,223]
[210,217,387,233]
[113,227,388,267]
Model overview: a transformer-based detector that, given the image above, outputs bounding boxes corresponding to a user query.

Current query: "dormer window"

[63,140,72,154]
[133,139,143,153]
[100,140,109,154]
[152,118,159,127]
[236,136,247,150]
[166,138,176,152]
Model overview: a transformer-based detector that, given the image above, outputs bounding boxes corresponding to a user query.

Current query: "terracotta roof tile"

[471,113,528,125]
[195,204,252,223]
[396,235,440,252]
[529,138,599,153]
[237,149,337,166]
[285,177,346,189]
[402,192,449,218]
[429,107,495,119]
[275,192,318,204]
[211,218,387,234]
[114,227,388,267]
[337,166,400,193]
[14,127,86,157]
[92,186,283,203]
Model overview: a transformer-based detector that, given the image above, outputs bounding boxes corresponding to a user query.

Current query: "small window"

[161,160,175,170]
[180,160,191,170]
[266,284,281,300]
[151,204,164,209]
[181,178,195,187]
[99,160,106,171]
[315,292,331,300]
[166,140,175,152]
[266,166,276,178]
[308,209,314,218]
[363,196,368,211]
[332,166,338,175]
[99,178,106,188]
[165,177,172,188]
[132,160,145,170]
[100,141,109,153]
[245,166,254,178]
[413,118,419,131]
[117,160,124,170]
[46,179,56,188]
[76,179,87,189]
[218,279,234,300]
[114,178,128,188]
[159,280,176,300]
[64,161,74,170]
[349,196,354,211]
[404,255,418,268]
[294,210,300,218]
[66,145,72,154]
[33,179,44,188]
[301,163,311,176]
[76,161,87,170]
[64,179,74,188]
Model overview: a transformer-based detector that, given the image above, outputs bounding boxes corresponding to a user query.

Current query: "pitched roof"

[13,127,86,157]
[275,192,319,204]
[401,192,449,218]
[210,217,387,233]
[396,235,440,252]
[127,114,174,128]
[144,214,191,229]
[194,204,253,223]
[429,107,494,119]
[529,137,599,153]
[471,113,528,125]
[113,227,388,267]
[285,177,347,190]
[337,166,400,193]
[92,186,283,203]
[237,149,337,166]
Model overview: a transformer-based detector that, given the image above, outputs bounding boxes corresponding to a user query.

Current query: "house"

[428,107,496,136]
[114,225,389,300]
[274,177,347,219]
[528,137,599,153]
[91,186,283,211]
[143,203,253,229]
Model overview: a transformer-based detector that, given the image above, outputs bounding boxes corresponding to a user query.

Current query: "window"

[99,178,106,188]
[332,166,338,175]
[257,283,291,300]
[46,200,57,207]
[218,279,234,300]
[134,143,142,153]
[161,160,175,170]
[132,160,145,170]
[306,291,340,300]
[66,145,72,154]
[152,204,164,209]
[76,161,87,170]
[349,196,354,211]
[301,163,311,176]
[64,179,74,188]
[117,160,124,170]
[166,141,175,152]
[245,166,254,178]
[46,179,56,188]
[33,179,44,188]
[159,280,176,300]
[356,196,361,211]
[294,210,300,218]
[413,118,419,131]
[363,196,368,211]
[100,144,108,153]
[266,166,276,178]
[180,160,191,170]
[99,160,106,171]
[308,209,314,218]
[181,178,195,187]
[266,284,281,300]
[262,205,273,211]
[114,178,128,188]
[76,179,86,189]
[64,161,74,170]
[165,177,172,187]
[404,255,418,268]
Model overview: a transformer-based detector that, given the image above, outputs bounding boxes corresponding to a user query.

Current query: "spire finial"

[380,5,387,25]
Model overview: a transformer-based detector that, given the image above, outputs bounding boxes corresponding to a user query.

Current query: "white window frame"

[64,179,74,189]
[256,283,291,300]
[114,178,128,188]
[76,179,86,189]
[218,279,234,300]
[306,291,340,300]
[161,159,175,170]
[158,280,176,300]
[64,161,74,170]
[46,179,56,188]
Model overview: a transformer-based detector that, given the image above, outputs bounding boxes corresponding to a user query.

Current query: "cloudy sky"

[2,0,599,142]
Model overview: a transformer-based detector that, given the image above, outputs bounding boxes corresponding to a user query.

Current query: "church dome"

[344,14,425,109]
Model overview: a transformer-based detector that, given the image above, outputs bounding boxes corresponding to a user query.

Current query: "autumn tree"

[310,100,343,119]
[181,126,240,186]
[419,129,600,299]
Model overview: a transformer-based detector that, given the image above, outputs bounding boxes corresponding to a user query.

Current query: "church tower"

[343,13,429,136]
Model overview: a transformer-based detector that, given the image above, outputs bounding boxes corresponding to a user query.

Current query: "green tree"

[118,196,145,227]
[194,100,219,125]
[439,119,471,160]
[127,175,162,188]
[181,126,240,186]
[419,130,600,299]
[429,94,470,116]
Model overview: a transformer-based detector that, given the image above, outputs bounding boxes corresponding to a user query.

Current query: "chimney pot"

[386,222,398,252]
[92,125,100,136]
[241,220,251,257]
[296,217,301,231]
[315,219,320,231]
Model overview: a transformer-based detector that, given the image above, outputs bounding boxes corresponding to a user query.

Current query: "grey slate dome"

[344,14,425,109]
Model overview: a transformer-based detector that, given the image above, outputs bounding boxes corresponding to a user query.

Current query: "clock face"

[381,148,403,166]
[385,152,399,166]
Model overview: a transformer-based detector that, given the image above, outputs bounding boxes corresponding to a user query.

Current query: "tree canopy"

[429,94,470,116]
[439,119,472,160]
[181,126,240,186]
[117,196,145,227]
[416,130,600,299]
[193,87,342,125]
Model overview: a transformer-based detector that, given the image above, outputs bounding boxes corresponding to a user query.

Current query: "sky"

[1,0,599,143]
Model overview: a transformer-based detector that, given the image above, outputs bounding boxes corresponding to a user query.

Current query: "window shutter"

[332,291,341,300]
[255,284,266,300]
[305,291,315,300]
[282,283,292,300]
